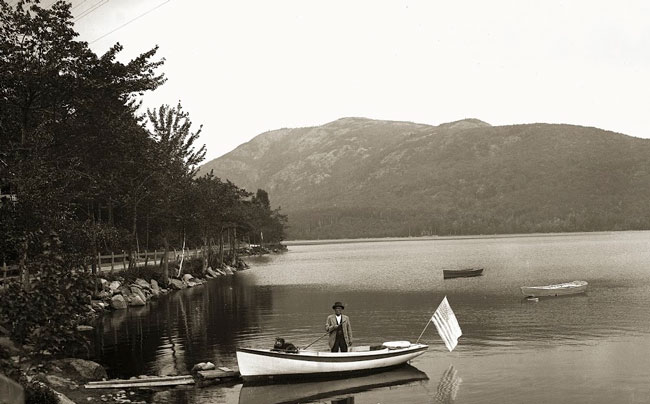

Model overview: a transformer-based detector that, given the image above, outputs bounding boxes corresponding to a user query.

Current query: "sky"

[60,0,650,161]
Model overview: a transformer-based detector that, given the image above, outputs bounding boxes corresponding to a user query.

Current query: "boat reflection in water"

[433,365,462,404]
[238,364,429,404]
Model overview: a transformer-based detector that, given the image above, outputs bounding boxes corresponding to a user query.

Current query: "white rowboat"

[236,341,428,380]
[520,280,588,297]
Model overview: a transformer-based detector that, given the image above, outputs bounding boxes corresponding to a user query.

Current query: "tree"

[147,102,205,283]
[0,0,167,283]
[247,188,287,246]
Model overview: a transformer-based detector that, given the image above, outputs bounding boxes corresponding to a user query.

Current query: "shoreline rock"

[6,249,286,403]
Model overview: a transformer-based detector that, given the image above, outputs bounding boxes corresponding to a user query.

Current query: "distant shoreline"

[282,230,649,246]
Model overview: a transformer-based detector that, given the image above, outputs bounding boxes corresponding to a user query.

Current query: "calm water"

[93,231,650,403]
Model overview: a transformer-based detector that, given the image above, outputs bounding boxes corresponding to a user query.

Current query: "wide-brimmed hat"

[332,301,345,309]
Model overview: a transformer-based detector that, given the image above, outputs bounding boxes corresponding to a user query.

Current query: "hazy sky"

[66,0,650,161]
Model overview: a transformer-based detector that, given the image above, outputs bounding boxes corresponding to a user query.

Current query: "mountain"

[198,117,650,240]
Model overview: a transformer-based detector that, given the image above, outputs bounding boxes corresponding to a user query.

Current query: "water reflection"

[93,275,270,378]
[93,232,650,403]
[237,365,428,404]
[434,365,462,404]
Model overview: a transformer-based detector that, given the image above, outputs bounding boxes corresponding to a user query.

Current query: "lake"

[93,231,650,403]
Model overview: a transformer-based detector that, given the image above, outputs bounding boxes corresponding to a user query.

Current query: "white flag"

[432,296,462,352]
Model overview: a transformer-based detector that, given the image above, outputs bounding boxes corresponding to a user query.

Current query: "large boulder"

[191,362,215,373]
[128,295,146,306]
[98,278,109,290]
[169,279,185,290]
[206,268,220,278]
[45,374,78,390]
[182,273,194,283]
[108,281,121,293]
[50,359,108,381]
[135,278,152,291]
[130,285,148,302]
[0,373,23,404]
[110,295,127,310]
[53,391,76,404]
[150,279,161,297]
[117,285,132,297]
[91,300,107,311]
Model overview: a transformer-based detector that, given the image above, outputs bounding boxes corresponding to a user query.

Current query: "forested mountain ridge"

[199,118,650,239]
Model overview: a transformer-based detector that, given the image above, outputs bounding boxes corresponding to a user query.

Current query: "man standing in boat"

[326,301,353,352]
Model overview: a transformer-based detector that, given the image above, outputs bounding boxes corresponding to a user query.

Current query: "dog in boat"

[272,337,299,353]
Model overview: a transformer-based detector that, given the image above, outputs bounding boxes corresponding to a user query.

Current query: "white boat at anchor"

[236,341,428,380]
[520,280,588,297]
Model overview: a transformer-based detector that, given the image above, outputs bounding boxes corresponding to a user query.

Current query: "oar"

[302,332,329,350]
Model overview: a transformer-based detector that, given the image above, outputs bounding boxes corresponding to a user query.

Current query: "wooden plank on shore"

[85,375,195,389]
[87,375,193,385]
[85,379,194,389]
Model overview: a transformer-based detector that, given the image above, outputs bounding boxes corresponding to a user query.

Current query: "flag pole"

[416,319,432,344]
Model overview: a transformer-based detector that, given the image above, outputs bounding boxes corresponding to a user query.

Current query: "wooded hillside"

[199,117,650,239]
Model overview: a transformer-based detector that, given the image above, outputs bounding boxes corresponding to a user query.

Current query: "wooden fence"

[1,262,19,284]
[97,248,205,273]
[0,251,192,284]
[1,244,238,282]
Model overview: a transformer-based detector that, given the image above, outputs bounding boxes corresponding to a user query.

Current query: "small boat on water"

[236,341,428,380]
[520,280,588,297]
[443,268,484,279]
[238,364,428,404]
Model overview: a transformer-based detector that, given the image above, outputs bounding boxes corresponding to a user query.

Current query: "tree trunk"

[108,199,113,226]
[209,237,215,269]
[232,227,237,267]
[201,236,208,274]
[91,201,98,275]
[126,202,138,271]
[162,236,169,284]
[19,238,30,291]
[219,231,224,268]
[145,213,150,251]
[132,203,138,249]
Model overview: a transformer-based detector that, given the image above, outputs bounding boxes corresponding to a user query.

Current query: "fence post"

[144,250,148,268]
[111,252,115,273]
[97,253,101,272]
[122,253,127,270]
[154,250,157,265]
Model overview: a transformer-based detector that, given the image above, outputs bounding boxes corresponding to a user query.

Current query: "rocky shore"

[93,264,243,312]
[0,247,287,404]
